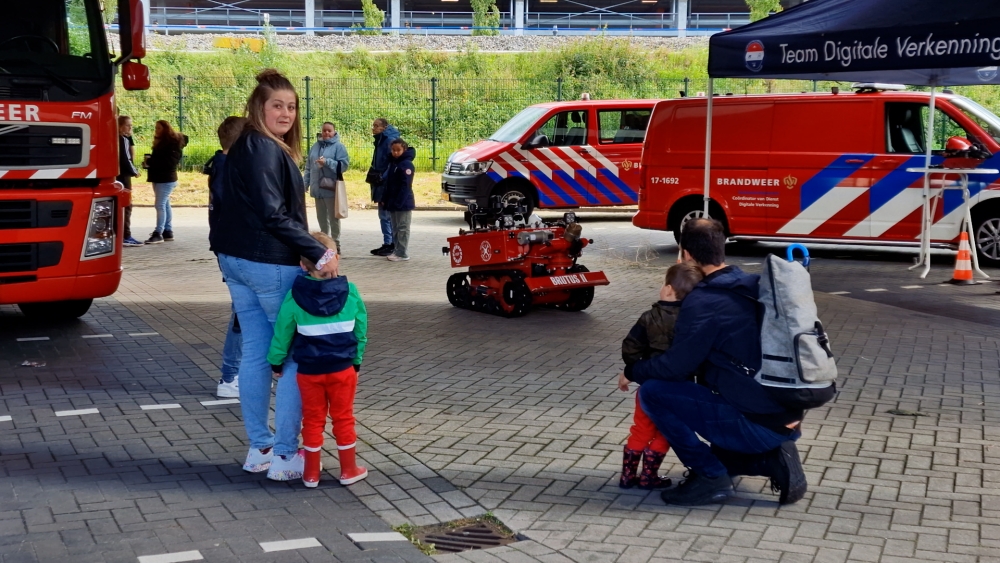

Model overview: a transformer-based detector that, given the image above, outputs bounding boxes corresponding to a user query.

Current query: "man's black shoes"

[370,244,394,256]
[660,470,733,506]
[768,440,807,505]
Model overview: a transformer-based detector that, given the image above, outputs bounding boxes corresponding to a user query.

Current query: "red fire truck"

[0,0,150,319]
[634,87,1000,265]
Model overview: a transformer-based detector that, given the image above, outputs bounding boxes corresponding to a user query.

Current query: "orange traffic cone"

[948,231,976,285]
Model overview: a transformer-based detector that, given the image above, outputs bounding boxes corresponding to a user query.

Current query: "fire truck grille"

[0,242,63,273]
[0,85,44,101]
[0,125,86,168]
[0,201,73,230]
[447,163,463,174]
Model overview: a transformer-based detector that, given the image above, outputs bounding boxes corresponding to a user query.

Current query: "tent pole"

[917,87,937,278]
[703,78,714,216]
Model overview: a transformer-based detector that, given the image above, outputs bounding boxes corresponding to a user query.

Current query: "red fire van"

[633,87,1000,264]
[442,100,656,215]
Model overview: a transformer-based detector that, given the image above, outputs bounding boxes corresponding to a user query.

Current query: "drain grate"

[413,520,516,553]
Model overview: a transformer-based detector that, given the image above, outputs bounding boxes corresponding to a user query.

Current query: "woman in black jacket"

[143,120,185,244]
[210,69,336,482]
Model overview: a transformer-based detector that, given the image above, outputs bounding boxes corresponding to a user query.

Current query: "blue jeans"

[217,253,303,457]
[221,309,241,383]
[639,380,789,478]
[378,203,393,245]
[152,181,177,234]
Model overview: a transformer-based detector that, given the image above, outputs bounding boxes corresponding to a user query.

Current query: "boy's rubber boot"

[337,445,369,485]
[303,448,322,488]
[619,447,642,488]
[637,449,673,489]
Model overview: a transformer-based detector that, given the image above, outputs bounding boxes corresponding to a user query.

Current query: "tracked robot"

[443,197,609,317]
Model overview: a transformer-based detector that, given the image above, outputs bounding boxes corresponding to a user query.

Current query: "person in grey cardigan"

[304,122,350,252]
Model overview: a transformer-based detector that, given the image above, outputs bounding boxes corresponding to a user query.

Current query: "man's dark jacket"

[210,130,326,266]
[627,265,801,433]
[368,124,401,203]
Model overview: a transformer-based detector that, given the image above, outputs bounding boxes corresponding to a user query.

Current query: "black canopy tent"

[695,0,1000,274]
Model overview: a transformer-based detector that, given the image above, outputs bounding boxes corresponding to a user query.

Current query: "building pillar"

[141,0,151,30]
[676,0,688,38]
[514,0,524,35]
[304,0,315,35]
[390,0,400,31]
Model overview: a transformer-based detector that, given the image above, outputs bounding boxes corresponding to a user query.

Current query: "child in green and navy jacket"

[267,232,369,488]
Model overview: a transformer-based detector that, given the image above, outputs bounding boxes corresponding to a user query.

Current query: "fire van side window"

[598,109,651,144]
[885,102,971,154]
[533,111,589,147]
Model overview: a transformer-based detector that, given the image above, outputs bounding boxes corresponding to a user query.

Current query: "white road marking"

[55,408,99,417]
[865,288,888,292]
[348,532,409,543]
[137,551,204,563]
[82,334,114,339]
[828,291,850,295]
[0,416,11,422]
[200,399,240,406]
[129,332,159,337]
[16,337,49,342]
[901,285,923,289]
[259,538,323,552]
[140,404,181,411]
[742,262,761,266]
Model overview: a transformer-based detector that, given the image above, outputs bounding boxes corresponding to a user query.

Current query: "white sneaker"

[243,447,273,473]
[217,377,239,398]
[386,254,410,262]
[267,450,305,481]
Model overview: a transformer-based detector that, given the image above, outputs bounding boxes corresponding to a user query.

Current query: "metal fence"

[116,75,832,172]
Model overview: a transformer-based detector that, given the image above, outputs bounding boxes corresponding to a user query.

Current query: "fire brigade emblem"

[978,67,998,82]
[783,174,798,189]
[745,41,765,72]
[480,241,492,262]
[451,244,463,265]
[621,160,633,171]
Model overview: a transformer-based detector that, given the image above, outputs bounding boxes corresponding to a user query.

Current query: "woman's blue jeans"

[217,253,303,457]
[152,181,177,234]
[220,309,241,383]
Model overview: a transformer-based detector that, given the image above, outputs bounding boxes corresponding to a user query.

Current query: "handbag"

[365,167,382,185]
[334,164,348,219]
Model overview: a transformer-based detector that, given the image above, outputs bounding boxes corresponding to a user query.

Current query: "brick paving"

[3,207,1000,562]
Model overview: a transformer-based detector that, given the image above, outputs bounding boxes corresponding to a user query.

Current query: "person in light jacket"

[304,122,350,253]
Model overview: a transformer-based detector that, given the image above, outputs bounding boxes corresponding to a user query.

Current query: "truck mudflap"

[523,270,610,294]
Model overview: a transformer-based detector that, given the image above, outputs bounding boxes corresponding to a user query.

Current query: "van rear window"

[598,109,651,144]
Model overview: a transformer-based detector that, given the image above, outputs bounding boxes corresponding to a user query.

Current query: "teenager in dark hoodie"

[626,218,817,507]
[267,232,369,489]
[382,138,416,262]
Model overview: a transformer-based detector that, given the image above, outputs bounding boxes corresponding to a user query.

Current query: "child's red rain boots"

[338,444,368,485]
[303,448,322,488]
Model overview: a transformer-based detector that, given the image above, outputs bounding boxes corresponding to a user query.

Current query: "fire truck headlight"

[83,197,115,258]
[456,160,493,176]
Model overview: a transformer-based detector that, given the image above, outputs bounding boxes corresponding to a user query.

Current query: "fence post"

[556,77,563,101]
[304,76,312,152]
[431,77,438,172]
[812,79,818,92]
[684,77,690,97]
[176,75,184,132]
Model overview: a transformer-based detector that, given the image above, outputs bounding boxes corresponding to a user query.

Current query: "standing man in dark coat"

[367,118,401,256]
[117,115,143,247]
[626,218,820,506]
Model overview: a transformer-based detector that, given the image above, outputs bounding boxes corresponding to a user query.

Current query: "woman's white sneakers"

[216,377,239,398]
[243,447,273,473]
[267,450,305,481]
[386,254,410,261]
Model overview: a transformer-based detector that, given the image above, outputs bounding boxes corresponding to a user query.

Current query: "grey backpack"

[756,251,837,393]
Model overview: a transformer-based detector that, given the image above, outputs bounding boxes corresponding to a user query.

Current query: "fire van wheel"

[499,276,532,318]
[491,184,535,217]
[974,216,1000,266]
[18,299,93,320]
[446,273,472,308]
[672,205,710,245]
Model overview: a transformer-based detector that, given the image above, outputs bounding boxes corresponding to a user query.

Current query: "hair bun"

[256,68,285,83]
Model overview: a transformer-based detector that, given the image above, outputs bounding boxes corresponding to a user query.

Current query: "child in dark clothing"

[617,262,704,489]
[382,138,416,262]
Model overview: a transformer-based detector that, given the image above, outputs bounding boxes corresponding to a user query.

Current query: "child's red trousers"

[298,366,358,451]
[627,394,669,453]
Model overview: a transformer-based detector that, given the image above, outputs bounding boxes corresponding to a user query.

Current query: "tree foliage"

[746,0,782,22]
[471,0,501,36]
[355,0,385,35]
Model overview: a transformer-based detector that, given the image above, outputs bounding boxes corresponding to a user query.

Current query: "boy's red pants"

[297,366,358,451]
[627,394,669,453]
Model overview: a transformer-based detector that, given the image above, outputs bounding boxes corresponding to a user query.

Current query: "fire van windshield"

[951,96,1000,145]
[0,0,112,102]
[489,107,548,143]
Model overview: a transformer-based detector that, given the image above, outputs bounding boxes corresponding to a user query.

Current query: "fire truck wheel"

[974,214,1000,267]
[557,265,595,312]
[491,184,535,217]
[499,276,532,318]
[446,273,471,308]
[672,205,710,245]
[18,299,93,320]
